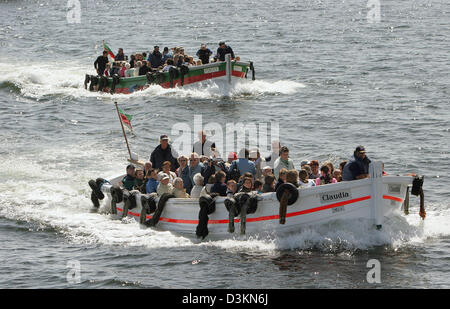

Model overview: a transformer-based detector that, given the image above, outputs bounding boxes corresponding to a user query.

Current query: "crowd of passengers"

[119,132,380,198]
[94,42,239,78]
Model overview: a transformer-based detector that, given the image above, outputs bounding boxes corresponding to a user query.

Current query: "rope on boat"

[196,194,218,239]
[279,190,289,225]
[169,67,179,88]
[224,197,237,233]
[110,184,123,215]
[98,76,108,92]
[121,190,131,218]
[224,193,258,234]
[88,178,106,208]
[146,72,155,84]
[403,187,410,215]
[139,193,157,225]
[180,65,189,87]
[110,74,120,94]
[249,61,255,81]
[145,193,175,227]
[411,175,426,220]
[84,74,90,90]
[89,75,98,91]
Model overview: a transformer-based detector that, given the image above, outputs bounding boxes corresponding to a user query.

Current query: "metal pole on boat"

[114,101,132,160]
[369,161,384,230]
[225,53,232,84]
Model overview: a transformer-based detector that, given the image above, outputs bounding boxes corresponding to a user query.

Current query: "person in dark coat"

[342,146,372,181]
[214,42,235,62]
[115,48,125,61]
[94,51,109,76]
[196,44,213,64]
[149,135,179,172]
[147,46,163,69]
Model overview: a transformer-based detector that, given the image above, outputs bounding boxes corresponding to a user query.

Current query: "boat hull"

[86,61,252,94]
[98,164,416,239]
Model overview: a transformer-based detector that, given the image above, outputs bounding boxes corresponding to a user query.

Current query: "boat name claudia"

[320,190,352,204]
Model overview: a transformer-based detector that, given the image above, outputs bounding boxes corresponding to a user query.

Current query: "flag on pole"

[118,107,133,131]
[103,41,115,60]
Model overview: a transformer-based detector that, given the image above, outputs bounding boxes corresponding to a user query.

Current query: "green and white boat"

[84,55,255,94]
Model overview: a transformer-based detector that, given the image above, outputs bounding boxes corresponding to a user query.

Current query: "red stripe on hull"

[116,195,372,225]
[105,70,246,93]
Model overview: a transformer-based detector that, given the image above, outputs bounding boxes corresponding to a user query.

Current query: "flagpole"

[114,101,132,160]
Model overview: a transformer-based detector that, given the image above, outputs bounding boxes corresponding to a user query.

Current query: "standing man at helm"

[342,146,372,181]
[193,130,216,157]
[149,134,179,172]
[214,41,235,62]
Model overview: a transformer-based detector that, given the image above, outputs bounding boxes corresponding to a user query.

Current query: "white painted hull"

[98,162,415,239]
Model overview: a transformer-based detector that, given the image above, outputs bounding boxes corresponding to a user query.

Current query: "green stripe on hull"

[106,62,249,91]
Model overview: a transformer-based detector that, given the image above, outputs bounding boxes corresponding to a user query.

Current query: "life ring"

[84,74,91,89]
[169,67,179,88]
[276,183,299,205]
[89,75,98,91]
[179,65,189,86]
[110,74,120,94]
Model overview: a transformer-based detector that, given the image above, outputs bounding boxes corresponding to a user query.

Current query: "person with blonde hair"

[176,155,192,193]
[275,168,288,191]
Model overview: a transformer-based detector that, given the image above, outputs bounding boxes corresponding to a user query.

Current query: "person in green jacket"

[274,146,295,180]
[120,164,136,191]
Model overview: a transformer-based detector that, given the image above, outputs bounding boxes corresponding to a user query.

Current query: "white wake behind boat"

[89,162,425,239]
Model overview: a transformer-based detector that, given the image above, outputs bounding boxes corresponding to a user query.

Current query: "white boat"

[88,162,425,239]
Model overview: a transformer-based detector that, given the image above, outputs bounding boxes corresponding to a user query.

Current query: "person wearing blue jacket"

[147,46,163,68]
[228,148,256,178]
[145,169,159,194]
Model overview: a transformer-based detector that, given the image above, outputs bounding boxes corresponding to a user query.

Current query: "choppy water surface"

[0,0,449,288]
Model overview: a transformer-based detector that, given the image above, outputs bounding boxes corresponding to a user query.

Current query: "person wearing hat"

[120,164,136,191]
[156,173,174,196]
[149,134,179,172]
[342,146,372,181]
[214,41,235,62]
[147,45,163,69]
[196,44,213,64]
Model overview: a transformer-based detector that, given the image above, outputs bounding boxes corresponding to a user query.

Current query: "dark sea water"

[0,0,449,289]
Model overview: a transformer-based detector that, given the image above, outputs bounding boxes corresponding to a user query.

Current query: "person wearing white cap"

[156,173,174,196]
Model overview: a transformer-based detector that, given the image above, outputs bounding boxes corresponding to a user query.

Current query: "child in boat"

[262,175,275,193]
[286,170,299,187]
[239,177,253,193]
[173,177,190,198]
[145,169,159,194]
[156,174,173,196]
[210,171,227,196]
[315,165,337,186]
[275,168,287,191]
[226,180,237,197]
[298,169,315,188]
[253,180,263,194]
